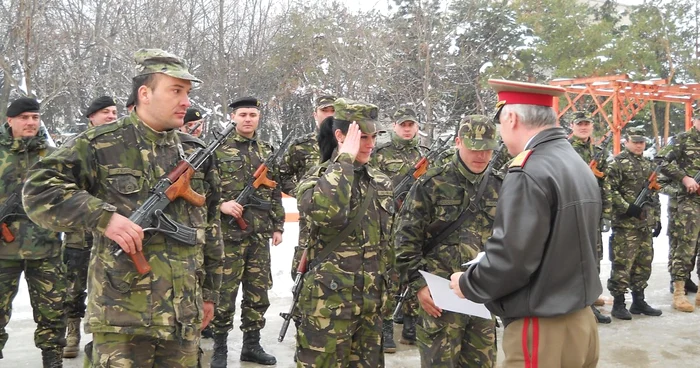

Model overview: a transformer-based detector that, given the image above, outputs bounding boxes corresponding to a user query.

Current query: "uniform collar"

[453,152,482,186]
[390,131,419,149]
[130,112,178,146]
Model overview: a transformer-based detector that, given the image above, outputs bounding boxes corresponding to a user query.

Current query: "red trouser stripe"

[532,317,540,368]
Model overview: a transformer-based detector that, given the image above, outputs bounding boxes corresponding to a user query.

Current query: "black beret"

[7,97,40,118]
[85,96,117,117]
[184,108,202,124]
[126,92,136,108]
[229,96,261,110]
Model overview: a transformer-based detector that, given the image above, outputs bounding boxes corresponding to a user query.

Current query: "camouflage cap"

[626,125,647,143]
[333,98,379,134]
[133,48,202,83]
[458,115,499,150]
[572,111,594,125]
[393,106,419,125]
[315,95,337,109]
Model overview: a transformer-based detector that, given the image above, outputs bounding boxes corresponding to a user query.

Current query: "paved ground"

[4,196,700,367]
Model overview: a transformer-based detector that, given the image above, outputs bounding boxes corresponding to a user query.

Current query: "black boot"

[591,305,611,324]
[629,290,662,316]
[241,330,276,365]
[685,278,698,293]
[611,294,632,320]
[382,319,396,353]
[400,314,416,345]
[211,333,228,368]
[41,349,62,368]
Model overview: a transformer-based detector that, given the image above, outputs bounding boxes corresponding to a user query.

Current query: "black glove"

[625,204,645,220]
[652,221,662,238]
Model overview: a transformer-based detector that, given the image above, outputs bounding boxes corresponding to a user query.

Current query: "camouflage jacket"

[370,132,425,190]
[278,131,320,197]
[394,154,501,292]
[607,149,661,229]
[62,231,92,250]
[659,127,700,204]
[215,131,285,241]
[0,123,60,260]
[22,113,223,341]
[569,136,612,220]
[296,152,394,318]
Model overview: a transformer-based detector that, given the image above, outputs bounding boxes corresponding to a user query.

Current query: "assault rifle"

[393,134,454,206]
[113,121,238,274]
[278,248,308,342]
[589,132,613,178]
[633,152,676,209]
[228,130,296,230]
[393,142,504,321]
[187,120,203,135]
[0,191,26,243]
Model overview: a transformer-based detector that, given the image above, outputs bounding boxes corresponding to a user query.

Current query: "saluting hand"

[104,212,144,254]
[220,200,244,218]
[417,286,442,318]
[337,122,362,162]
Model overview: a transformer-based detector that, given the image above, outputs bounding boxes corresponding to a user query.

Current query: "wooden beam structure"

[550,75,700,154]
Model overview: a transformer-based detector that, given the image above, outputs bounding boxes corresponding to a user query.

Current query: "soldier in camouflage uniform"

[279,95,335,280]
[62,95,119,359]
[394,115,500,368]
[180,108,204,138]
[0,97,65,367]
[369,106,424,351]
[22,49,223,368]
[606,127,663,320]
[567,111,612,324]
[660,109,700,312]
[210,97,284,367]
[295,98,394,367]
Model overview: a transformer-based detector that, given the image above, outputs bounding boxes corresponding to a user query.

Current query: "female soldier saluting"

[295,98,395,367]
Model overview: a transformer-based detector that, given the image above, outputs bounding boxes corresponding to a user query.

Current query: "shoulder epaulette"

[374,141,392,152]
[418,165,446,184]
[509,149,533,169]
[81,117,127,141]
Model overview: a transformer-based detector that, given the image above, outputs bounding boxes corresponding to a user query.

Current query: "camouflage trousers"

[88,332,199,368]
[63,247,90,319]
[668,200,700,281]
[383,271,419,320]
[595,229,604,273]
[296,313,384,368]
[211,234,272,334]
[0,256,66,352]
[607,227,653,295]
[416,308,496,368]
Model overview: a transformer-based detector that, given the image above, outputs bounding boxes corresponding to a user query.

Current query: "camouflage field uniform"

[62,232,91,320]
[569,136,612,267]
[23,113,224,367]
[278,131,320,279]
[370,130,424,318]
[660,127,700,293]
[606,148,660,296]
[295,99,394,367]
[394,117,500,368]
[212,130,285,334]
[0,124,65,358]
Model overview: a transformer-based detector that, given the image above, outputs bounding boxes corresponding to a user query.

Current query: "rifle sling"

[308,185,376,270]
[423,170,491,257]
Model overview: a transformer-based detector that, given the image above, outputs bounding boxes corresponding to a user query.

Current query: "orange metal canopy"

[549,74,700,154]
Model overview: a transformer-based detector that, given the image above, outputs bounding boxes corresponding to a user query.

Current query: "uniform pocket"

[101,268,152,326]
[301,269,355,319]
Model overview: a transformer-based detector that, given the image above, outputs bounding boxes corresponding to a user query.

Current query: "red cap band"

[497,91,554,107]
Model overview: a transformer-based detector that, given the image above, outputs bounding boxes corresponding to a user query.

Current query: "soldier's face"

[457,137,493,173]
[337,129,377,164]
[7,112,40,138]
[89,106,118,127]
[394,120,418,140]
[693,117,700,131]
[625,140,646,155]
[137,74,192,131]
[232,108,260,138]
[181,119,204,137]
[573,121,592,139]
[314,106,335,126]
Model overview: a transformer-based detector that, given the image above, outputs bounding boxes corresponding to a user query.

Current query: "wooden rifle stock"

[412,157,429,179]
[128,251,151,275]
[234,165,278,230]
[1,223,14,243]
[165,162,206,206]
[589,161,604,178]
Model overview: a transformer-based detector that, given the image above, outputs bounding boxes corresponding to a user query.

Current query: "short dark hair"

[132,74,159,106]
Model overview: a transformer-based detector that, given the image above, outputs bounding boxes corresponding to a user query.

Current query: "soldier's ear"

[334,128,345,144]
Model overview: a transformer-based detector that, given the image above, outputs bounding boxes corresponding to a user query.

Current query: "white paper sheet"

[462,251,485,267]
[418,270,492,320]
